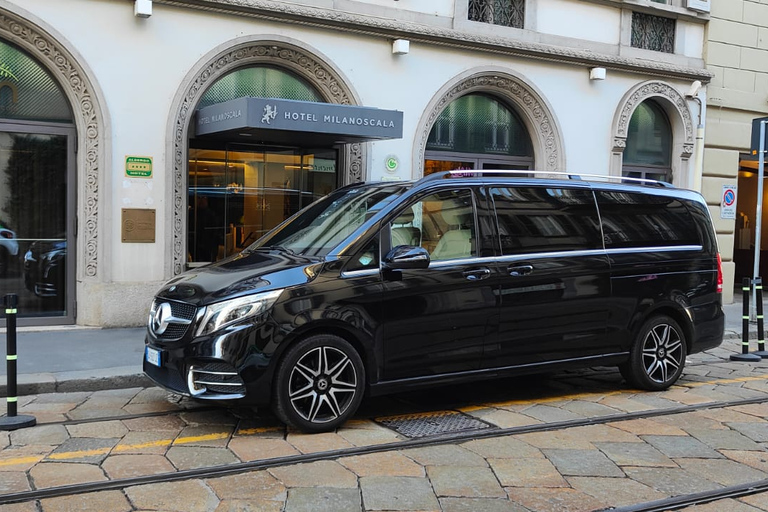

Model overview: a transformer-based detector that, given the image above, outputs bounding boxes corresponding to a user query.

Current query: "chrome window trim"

[605,245,702,255]
[496,249,607,263]
[430,256,497,268]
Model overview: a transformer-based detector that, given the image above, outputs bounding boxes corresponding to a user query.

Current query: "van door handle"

[463,268,491,281]
[508,264,534,277]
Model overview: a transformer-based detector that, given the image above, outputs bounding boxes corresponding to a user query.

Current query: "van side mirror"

[383,245,430,270]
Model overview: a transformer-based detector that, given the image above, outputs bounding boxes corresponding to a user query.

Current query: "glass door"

[0,122,76,324]
[188,144,338,265]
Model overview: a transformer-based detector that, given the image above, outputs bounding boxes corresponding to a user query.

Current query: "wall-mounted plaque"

[122,208,156,243]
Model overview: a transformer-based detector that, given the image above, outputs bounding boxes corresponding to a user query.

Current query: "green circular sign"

[385,156,399,173]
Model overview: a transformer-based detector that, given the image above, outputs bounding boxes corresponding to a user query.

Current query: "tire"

[272,334,365,433]
[620,315,687,391]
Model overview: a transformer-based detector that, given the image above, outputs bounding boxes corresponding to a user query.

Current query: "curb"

[0,368,151,397]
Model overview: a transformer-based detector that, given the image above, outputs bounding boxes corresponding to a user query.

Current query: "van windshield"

[247,184,409,257]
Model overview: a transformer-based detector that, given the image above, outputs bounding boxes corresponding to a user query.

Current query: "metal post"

[1,294,36,430]
[752,120,767,321]
[754,277,768,358]
[732,279,762,361]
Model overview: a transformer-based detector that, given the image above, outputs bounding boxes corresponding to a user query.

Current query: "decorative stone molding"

[0,9,102,279]
[615,81,694,146]
[611,80,695,183]
[415,72,563,176]
[159,0,713,83]
[170,40,364,275]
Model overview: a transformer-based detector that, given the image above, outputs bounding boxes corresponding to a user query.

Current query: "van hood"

[155,249,323,306]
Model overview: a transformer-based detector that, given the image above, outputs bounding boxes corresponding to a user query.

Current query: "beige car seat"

[391,208,421,247]
[431,206,472,260]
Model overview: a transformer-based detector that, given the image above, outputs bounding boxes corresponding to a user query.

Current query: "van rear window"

[595,191,700,249]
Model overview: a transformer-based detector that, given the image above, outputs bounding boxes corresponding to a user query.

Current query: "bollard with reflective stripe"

[754,277,768,359]
[732,278,762,362]
[1,294,36,430]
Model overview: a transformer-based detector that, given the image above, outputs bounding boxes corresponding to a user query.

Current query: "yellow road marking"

[0,455,45,468]
[0,373,766,468]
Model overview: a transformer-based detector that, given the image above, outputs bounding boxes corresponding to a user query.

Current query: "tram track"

[1,393,767,507]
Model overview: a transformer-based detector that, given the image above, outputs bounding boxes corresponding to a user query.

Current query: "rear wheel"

[620,315,687,391]
[272,334,364,433]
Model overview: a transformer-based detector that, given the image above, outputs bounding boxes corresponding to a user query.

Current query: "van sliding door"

[485,186,612,367]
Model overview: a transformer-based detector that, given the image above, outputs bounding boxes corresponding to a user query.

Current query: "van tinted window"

[490,187,602,255]
[595,190,700,248]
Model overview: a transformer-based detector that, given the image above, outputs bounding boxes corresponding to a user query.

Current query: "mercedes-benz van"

[144,171,724,432]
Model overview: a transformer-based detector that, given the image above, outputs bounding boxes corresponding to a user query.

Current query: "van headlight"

[195,289,283,337]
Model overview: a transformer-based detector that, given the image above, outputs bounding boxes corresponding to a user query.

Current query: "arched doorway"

[188,65,338,264]
[168,40,367,275]
[0,39,76,323]
[622,99,673,182]
[424,92,534,174]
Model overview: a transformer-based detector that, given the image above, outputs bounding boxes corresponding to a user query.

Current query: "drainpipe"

[686,81,704,192]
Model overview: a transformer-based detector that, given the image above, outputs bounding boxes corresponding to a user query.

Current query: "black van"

[144,171,724,432]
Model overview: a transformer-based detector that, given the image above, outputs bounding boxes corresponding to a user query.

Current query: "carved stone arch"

[611,80,695,186]
[168,37,366,275]
[0,6,106,282]
[414,69,565,177]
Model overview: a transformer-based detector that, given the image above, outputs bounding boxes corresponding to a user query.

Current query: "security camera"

[686,80,702,98]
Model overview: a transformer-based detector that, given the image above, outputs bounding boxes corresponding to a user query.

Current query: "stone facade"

[704,0,768,302]
[4,0,716,325]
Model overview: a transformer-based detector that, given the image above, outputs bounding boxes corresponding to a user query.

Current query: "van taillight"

[716,253,723,294]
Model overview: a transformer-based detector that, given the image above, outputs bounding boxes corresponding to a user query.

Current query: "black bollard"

[732,279,762,362]
[1,294,36,430]
[754,277,768,359]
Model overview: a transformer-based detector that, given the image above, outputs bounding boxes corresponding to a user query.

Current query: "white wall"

[536,0,621,45]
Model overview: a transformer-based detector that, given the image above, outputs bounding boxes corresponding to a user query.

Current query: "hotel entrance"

[187,143,338,264]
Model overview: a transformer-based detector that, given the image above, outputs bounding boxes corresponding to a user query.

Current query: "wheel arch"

[271,321,376,388]
[633,304,694,354]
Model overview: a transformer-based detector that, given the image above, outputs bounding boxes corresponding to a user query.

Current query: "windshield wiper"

[253,245,297,255]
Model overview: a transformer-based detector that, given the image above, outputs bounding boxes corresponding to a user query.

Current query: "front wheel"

[620,315,687,391]
[272,334,365,433]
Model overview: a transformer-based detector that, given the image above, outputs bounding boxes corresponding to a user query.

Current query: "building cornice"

[158,0,714,83]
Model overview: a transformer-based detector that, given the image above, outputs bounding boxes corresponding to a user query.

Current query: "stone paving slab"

[0,346,767,511]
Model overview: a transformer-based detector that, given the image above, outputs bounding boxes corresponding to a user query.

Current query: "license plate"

[145,346,161,367]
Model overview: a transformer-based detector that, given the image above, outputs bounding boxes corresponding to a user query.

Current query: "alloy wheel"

[288,345,358,424]
[641,322,684,384]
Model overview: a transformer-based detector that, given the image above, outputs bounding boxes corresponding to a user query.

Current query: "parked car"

[144,171,724,433]
[0,220,19,277]
[24,239,66,298]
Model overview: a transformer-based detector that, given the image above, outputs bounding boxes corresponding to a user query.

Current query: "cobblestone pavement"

[0,338,767,511]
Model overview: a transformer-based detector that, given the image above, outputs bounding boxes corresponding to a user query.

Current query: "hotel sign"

[196,97,403,140]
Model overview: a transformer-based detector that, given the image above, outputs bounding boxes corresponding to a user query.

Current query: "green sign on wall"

[125,156,153,178]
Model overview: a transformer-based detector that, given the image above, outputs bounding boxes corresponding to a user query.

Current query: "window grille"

[468,0,525,29]
[631,12,675,53]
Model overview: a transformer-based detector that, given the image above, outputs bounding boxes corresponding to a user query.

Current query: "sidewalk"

[0,298,761,396]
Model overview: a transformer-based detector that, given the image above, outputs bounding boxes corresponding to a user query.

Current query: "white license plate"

[145,346,161,367]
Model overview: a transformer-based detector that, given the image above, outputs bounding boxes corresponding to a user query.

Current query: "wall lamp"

[135,0,152,18]
[589,67,606,81]
[392,39,410,55]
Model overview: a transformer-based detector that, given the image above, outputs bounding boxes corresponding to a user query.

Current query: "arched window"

[425,93,533,174]
[623,100,672,183]
[197,66,322,108]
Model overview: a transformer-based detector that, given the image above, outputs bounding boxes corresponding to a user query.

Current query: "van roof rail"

[420,170,674,188]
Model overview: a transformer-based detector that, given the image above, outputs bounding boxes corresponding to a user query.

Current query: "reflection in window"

[491,187,602,255]
[596,191,700,248]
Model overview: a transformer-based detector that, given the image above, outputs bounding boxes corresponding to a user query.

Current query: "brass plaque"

[122,208,156,243]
